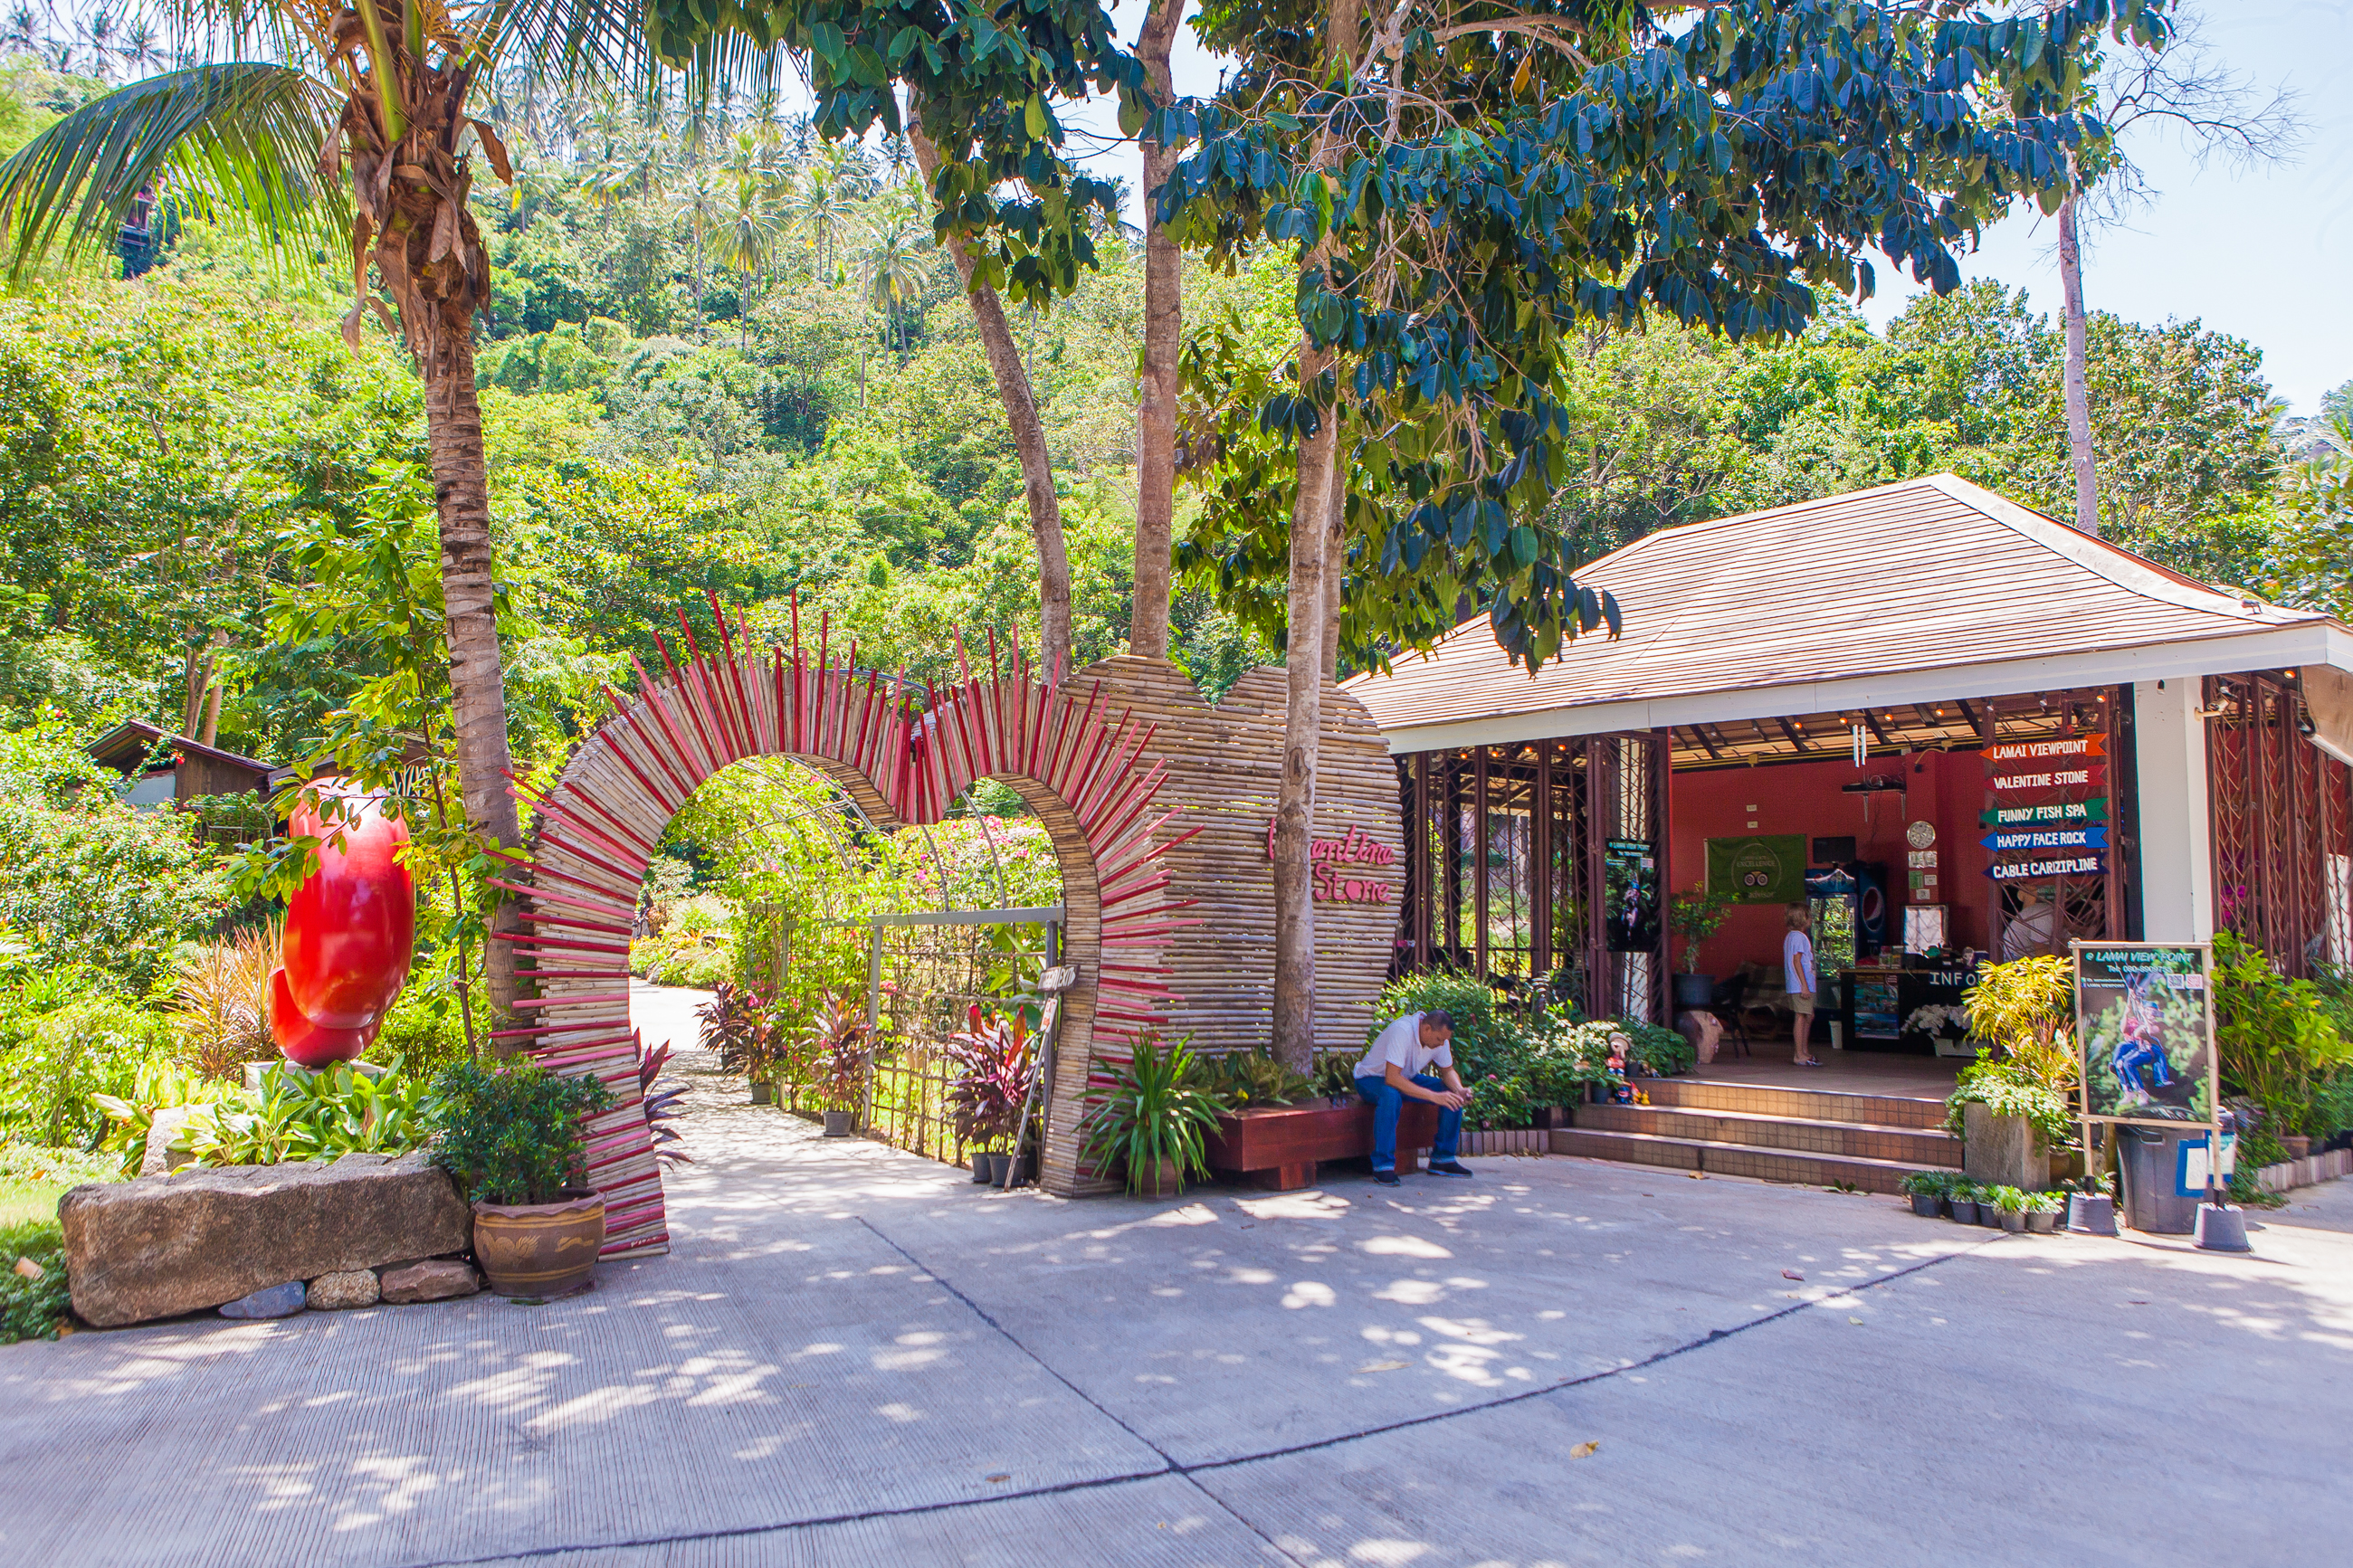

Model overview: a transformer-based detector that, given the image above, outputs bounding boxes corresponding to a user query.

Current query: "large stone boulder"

[61,1151,467,1328]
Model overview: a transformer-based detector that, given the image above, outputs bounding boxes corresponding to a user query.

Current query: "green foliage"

[1965,955,2081,1101]
[0,975,174,1147]
[0,726,234,993]
[2212,934,2353,1138]
[425,1059,615,1207]
[1900,1169,1957,1198]
[176,1060,433,1168]
[1667,889,1731,973]
[1080,1033,1225,1196]
[1946,1059,2078,1153]
[0,1217,70,1342]
[1186,1045,1315,1110]
[942,1006,1035,1150]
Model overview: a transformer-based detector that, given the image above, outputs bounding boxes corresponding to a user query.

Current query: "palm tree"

[672,160,728,338]
[857,217,929,355]
[783,152,849,280]
[0,2,654,1022]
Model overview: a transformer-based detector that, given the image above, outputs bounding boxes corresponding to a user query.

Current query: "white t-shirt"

[1784,929,1816,996]
[1354,1012,1455,1080]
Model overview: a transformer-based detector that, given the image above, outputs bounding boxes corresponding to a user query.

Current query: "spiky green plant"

[1081,1033,1224,1196]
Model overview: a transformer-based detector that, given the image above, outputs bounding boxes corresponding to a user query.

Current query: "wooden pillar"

[1532,741,1553,979]
[1585,737,1612,1019]
[1473,747,1491,978]
[1653,727,1673,1023]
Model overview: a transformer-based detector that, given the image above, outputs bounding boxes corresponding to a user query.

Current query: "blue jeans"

[1356,1074,1462,1173]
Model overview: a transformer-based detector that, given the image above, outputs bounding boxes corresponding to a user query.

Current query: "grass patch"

[0,1144,117,1230]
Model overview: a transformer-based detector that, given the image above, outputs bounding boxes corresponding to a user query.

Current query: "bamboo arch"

[492,600,1191,1257]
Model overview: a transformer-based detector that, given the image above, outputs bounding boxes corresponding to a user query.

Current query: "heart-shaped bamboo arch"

[492,602,1195,1256]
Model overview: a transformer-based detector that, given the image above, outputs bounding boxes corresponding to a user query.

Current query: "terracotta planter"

[1138,1159,1179,1197]
[472,1192,605,1298]
[2283,1136,2311,1160]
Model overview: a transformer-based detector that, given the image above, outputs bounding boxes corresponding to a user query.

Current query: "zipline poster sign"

[2073,942,2217,1129]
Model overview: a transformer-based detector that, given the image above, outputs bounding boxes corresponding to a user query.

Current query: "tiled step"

[1577,1103,1962,1166]
[1644,1077,1951,1130]
[1548,1126,1932,1193]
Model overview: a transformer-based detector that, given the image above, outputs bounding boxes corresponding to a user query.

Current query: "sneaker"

[1427,1159,1474,1178]
[1373,1169,1401,1186]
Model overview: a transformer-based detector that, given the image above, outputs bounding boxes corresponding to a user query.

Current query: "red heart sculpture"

[274,784,414,1066]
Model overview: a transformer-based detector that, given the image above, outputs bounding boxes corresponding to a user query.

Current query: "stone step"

[1576,1103,1963,1166]
[1644,1076,1951,1130]
[1548,1126,1938,1194]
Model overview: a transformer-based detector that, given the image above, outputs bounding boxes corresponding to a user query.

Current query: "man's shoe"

[1427,1159,1474,1177]
[1373,1168,1401,1186]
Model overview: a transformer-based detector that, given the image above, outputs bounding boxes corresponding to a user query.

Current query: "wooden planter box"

[1204,1101,1440,1192]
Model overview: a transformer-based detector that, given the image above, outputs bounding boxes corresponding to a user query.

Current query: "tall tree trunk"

[908,113,1074,672]
[1270,0,1363,1072]
[420,331,524,1027]
[1129,0,1185,660]
[2058,185,2100,537]
[1320,454,1346,686]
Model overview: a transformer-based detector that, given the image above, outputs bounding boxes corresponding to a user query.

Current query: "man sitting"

[1353,1007,1474,1185]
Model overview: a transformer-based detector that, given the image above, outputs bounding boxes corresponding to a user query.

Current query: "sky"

[1057,1,2352,414]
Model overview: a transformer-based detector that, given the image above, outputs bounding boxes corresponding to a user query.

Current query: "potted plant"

[944,1004,1035,1184]
[1947,1178,1981,1225]
[1312,1050,1358,1108]
[1080,1032,1224,1196]
[427,1060,615,1299]
[2025,1189,2064,1233]
[698,982,782,1103]
[1986,1184,2028,1232]
[1668,889,1732,1010]
[1899,1169,1950,1219]
[808,993,871,1136]
[2067,1171,2117,1236]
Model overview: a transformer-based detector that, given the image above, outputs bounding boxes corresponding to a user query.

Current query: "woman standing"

[1785,903,1821,1068]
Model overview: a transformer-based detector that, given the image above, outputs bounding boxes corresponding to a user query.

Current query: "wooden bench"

[1204,1101,1442,1191]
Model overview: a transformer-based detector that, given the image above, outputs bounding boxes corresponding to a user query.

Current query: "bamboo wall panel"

[1071,658,1405,1063]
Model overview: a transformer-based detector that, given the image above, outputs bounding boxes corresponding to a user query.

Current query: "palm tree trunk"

[420,329,523,1025]
[908,113,1074,672]
[1129,0,1185,660]
[1271,0,1363,1072]
[2058,186,2100,537]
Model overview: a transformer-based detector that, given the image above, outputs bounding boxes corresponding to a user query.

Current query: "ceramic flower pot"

[472,1192,605,1299]
[823,1109,853,1137]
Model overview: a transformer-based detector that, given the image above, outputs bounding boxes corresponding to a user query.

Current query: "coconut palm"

[0,2,660,1021]
[857,217,929,354]
[782,152,849,280]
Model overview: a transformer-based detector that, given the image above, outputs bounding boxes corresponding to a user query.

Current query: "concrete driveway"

[3,984,2348,1566]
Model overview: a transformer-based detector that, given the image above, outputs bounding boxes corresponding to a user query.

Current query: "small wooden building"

[85,720,281,819]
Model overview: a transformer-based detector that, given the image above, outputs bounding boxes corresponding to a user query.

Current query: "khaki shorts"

[1788,991,1816,1015]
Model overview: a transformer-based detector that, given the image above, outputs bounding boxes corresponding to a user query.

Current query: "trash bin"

[2119,1126,2201,1234]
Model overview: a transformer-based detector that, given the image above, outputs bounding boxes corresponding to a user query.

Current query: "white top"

[1354,1012,1455,1081]
[1784,929,1816,996]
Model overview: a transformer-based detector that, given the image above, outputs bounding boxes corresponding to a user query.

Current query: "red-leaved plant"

[943,1004,1037,1152]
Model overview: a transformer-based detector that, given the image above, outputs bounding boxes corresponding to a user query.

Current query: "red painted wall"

[1666,750,1994,978]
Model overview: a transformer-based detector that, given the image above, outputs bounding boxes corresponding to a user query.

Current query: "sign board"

[1987,762,2106,793]
[1604,838,1660,952]
[1705,834,1805,904]
[1983,734,2107,764]
[1982,798,2109,827]
[1986,853,2107,880]
[2074,942,2217,1129]
[1982,825,2110,853]
[2177,1131,2238,1195]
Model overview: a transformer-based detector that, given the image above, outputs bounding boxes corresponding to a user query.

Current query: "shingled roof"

[1346,473,2351,752]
